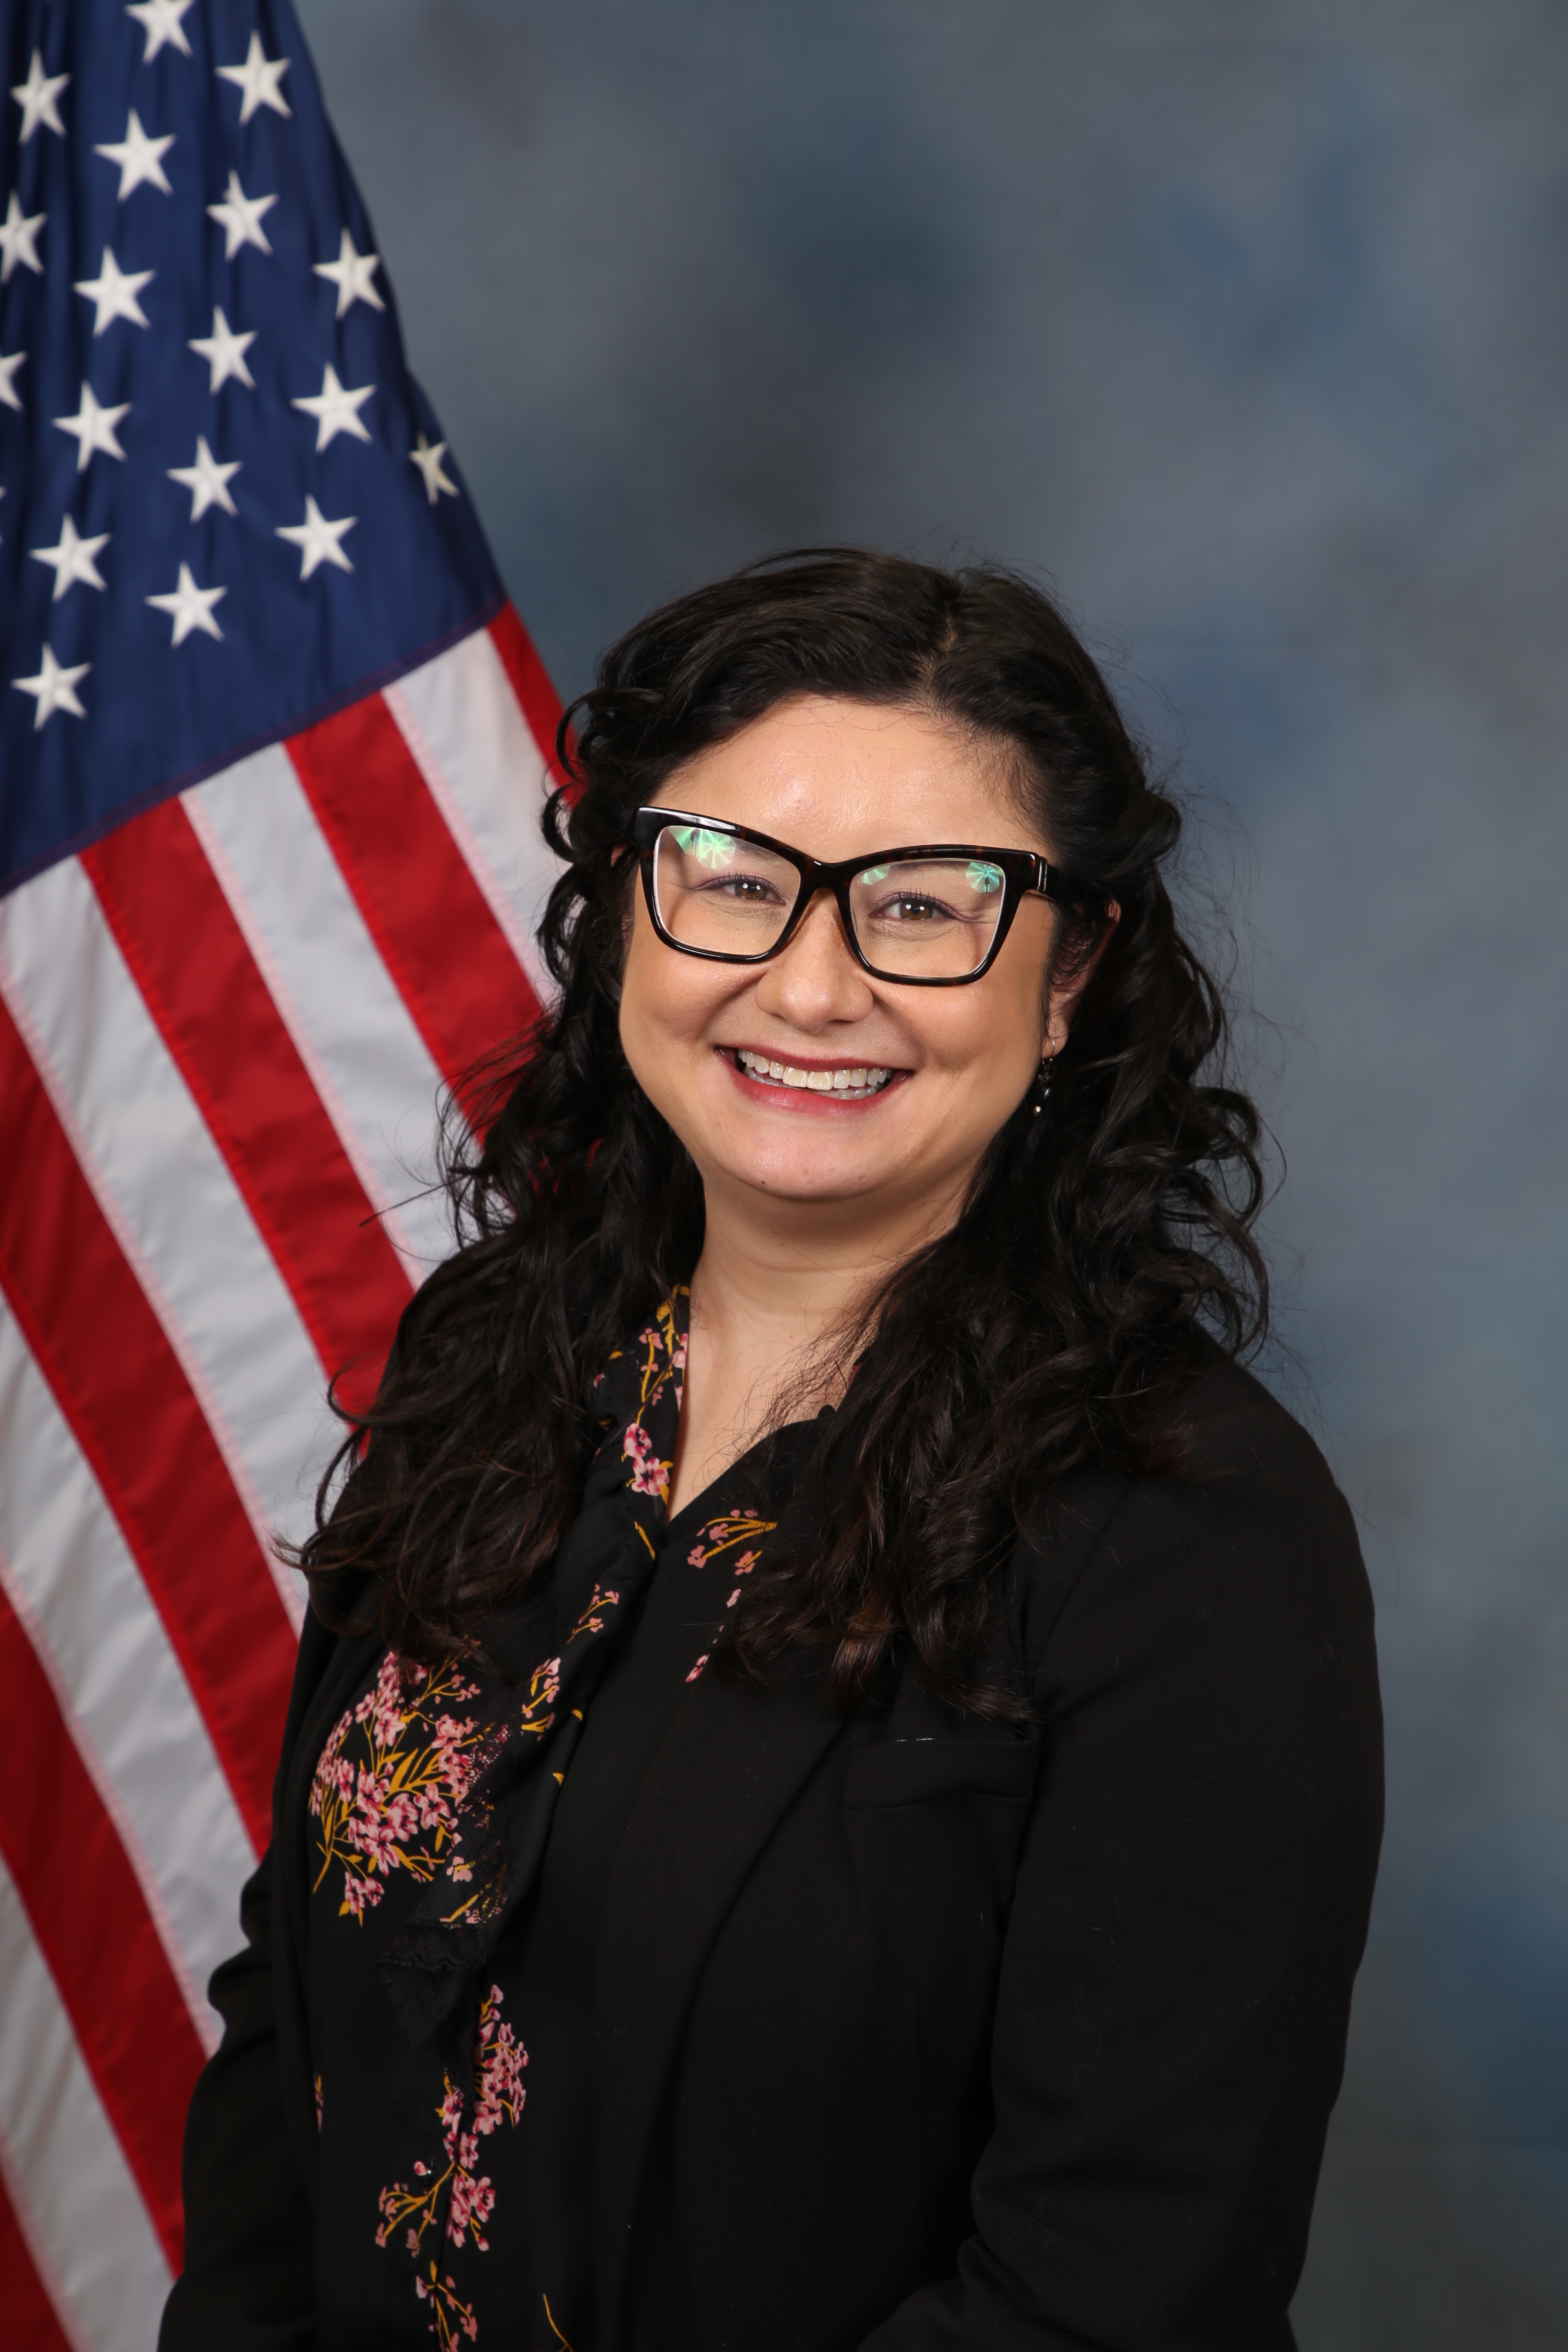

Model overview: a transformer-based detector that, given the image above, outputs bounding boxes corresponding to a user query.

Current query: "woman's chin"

[703,1139,915,1211]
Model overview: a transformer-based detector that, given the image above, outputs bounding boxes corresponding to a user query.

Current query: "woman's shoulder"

[1012,1351,1377,1708]
[1161,1346,1351,1528]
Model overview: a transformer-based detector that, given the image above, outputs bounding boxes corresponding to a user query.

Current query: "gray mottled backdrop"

[297,3,1568,2341]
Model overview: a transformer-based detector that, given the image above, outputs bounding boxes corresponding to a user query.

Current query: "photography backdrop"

[297,3,1568,2341]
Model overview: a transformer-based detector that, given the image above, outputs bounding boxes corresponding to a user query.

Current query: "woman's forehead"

[651,694,1043,854]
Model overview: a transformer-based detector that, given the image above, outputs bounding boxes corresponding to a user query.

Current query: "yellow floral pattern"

[598,1287,687,1504]
[683,1508,776,1682]
[310,1654,486,1922]
[436,1588,624,1928]
[308,1286,789,2348]
[374,1984,528,2347]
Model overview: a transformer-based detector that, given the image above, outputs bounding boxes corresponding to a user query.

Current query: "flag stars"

[188,308,256,392]
[291,362,374,451]
[126,0,197,64]
[168,436,240,520]
[410,434,458,504]
[74,248,155,336]
[314,229,384,318]
[207,170,277,260]
[30,516,110,603]
[12,647,89,731]
[12,51,68,144]
[0,351,25,414]
[95,110,175,201]
[147,564,227,646]
[1,192,46,284]
[54,384,131,473]
[277,495,355,578]
[217,32,291,123]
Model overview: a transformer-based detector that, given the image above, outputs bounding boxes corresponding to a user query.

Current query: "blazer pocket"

[843,1736,1041,1810]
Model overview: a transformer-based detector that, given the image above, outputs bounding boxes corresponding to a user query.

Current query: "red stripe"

[81,798,414,1413]
[489,602,567,773]
[0,999,293,1849]
[287,695,540,1110]
[0,2170,76,2352]
[0,1587,202,2270]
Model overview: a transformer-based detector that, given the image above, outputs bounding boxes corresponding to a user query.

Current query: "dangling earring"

[1030,1052,1057,1115]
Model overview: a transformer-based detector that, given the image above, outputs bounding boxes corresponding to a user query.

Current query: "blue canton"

[0,0,504,892]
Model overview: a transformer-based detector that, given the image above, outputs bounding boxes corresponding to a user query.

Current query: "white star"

[276,495,356,580]
[126,0,197,63]
[12,646,89,731]
[167,435,240,520]
[0,350,25,413]
[216,32,291,123]
[94,110,175,201]
[409,433,458,504]
[188,306,256,392]
[74,248,154,336]
[54,383,131,473]
[206,169,276,261]
[12,50,68,144]
[313,228,384,319]
[147,562,227,646]
[30,514,110,603]
[0,191,45,283]
[291,362,374,452]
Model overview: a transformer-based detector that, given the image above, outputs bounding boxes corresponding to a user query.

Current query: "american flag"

[0,5,562,2343]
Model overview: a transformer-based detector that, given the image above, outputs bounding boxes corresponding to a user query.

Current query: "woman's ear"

[1044,901,1119,1054]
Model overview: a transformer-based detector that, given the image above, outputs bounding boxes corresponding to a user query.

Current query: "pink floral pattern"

[438,1589,621,1914]
[623,1420,666,1496]
[375,1984,528,2346]
[687,1510,774,1575]
[681,1508,776,1681]
[567,1583,619,1644]
[306,1286,792,2344]
[309,1653,485,1921]
[596,1289,687,1506]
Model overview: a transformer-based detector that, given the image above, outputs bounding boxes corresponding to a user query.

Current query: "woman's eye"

[705,872,780,903]
[877,893,950,925]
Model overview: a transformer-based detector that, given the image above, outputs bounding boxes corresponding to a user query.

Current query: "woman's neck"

[664,1173,964,1519]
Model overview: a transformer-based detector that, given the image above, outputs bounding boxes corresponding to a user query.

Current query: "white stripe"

[0,2120,93,2352]
[0,1320,256,2030]
[0,859,335,1589]
[0,1854,172,2352]
[387,626,562,1009]
[187,748,455,1278]
[1,1549,216,2056]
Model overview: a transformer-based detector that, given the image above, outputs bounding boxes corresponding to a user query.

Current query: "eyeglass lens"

[651,823,1009,979]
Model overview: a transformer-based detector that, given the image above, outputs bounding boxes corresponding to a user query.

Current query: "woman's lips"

[723,1046,905,1104]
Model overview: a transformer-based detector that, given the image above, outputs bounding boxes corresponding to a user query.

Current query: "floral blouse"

[305,1291,793,2351]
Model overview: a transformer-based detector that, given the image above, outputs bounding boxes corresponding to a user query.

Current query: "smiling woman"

[617,698,1113,1515]
[162,551,1383,2352]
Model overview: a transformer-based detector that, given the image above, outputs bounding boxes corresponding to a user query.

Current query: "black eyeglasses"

[631,807,1092,986]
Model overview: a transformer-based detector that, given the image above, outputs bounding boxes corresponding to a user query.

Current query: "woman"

[162,549,1382,2352]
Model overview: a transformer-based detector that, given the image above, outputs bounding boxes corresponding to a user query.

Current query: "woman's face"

[618,694,1086,1233]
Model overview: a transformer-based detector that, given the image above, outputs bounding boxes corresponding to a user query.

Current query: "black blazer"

[161,1359,1382,2352]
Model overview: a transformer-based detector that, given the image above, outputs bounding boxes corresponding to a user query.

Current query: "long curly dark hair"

[299,549,1268,1716]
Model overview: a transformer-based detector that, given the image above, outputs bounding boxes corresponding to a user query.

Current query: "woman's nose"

[751,890,874,1030]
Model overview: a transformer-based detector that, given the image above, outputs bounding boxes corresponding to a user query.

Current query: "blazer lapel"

[591,1646,846,2342]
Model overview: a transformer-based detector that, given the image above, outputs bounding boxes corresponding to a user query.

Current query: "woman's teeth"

[734,1049,892,1097]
